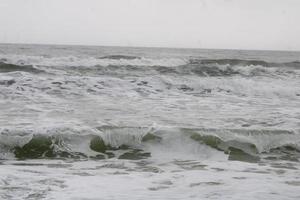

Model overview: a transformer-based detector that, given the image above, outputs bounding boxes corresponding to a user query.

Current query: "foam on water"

[0,126,299,162]
[0,54,189,67]
[1,44,300,199]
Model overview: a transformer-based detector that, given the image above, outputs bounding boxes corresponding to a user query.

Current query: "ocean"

[0,43,300,199]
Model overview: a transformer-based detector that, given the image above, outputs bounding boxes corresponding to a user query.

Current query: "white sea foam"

[0,54,188,67]
[1,157,300,200]
[1,45,300,200]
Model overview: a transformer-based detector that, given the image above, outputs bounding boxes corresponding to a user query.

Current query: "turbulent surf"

[0,44,300,200]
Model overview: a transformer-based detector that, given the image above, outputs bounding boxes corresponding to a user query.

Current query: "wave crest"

[1,54,299,77]
[0,62,44,74]
[1,127,299,162]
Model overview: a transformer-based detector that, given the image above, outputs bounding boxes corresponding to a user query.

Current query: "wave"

[67,62,299,78]
[1,54,299,77]
[189,58,300,69]
[183,128,300,162]
[285,61,300,68]
[190,59,270,67]
[1,70,298,103]
[0,61,295,78]
[0,54,188,68]
[186,58,300,77]
[0,62,44,74]
[1,126,299,162]
[1,54,299,68]
[99,55,141,60]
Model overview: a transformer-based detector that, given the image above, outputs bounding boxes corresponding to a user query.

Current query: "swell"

[57,58,300,78]
[0,62,45,74]
[1,127,299,162]
[185,58,300,77]
[0,62,294,78]
[189,58,300,68]
[99,55,141,60]
[64,62,299,78]
[1,54,299,77]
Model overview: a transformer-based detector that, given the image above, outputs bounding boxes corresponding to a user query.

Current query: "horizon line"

[0,42,299,53]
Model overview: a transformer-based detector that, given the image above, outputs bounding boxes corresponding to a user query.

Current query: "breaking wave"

[0,54,188,68]
[1,126,299,162]
[190,58,300,68]
[0,54,299,77]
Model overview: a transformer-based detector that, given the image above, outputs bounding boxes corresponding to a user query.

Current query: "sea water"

[0,44,300,199]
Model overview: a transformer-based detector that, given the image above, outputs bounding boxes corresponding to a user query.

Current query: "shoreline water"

[0,44,300,199]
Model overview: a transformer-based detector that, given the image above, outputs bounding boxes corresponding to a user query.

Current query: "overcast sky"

[0,0,299,51]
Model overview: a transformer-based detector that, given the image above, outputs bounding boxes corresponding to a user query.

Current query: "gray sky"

[0,0,299,51]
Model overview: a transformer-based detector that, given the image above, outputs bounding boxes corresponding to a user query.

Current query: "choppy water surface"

[0,44,300,199]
